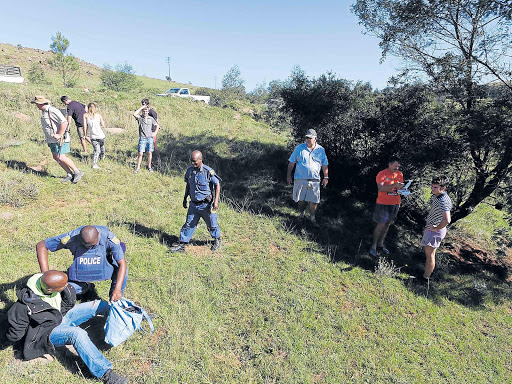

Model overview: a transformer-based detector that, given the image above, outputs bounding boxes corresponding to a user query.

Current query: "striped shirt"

[425,192,452,227]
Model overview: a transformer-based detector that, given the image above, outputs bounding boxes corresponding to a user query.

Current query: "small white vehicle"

[156,88,210,104]
[0,65,24,83]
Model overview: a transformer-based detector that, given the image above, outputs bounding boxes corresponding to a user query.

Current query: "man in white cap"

[31,95,84,183]
[286,129,329,222]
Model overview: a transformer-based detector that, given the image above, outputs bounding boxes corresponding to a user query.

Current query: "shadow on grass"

[3,159,52,177]
[109,133,512,308]
[112,221,210,249]
[0,275,112,380]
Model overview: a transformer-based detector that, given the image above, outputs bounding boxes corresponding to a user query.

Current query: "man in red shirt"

[370,156,404,256]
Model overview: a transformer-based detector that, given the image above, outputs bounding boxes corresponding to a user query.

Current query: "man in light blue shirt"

[287,129,329,222]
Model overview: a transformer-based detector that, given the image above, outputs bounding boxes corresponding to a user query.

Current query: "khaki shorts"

[293,179,320,203]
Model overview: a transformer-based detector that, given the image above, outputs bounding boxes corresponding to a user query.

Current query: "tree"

[100,63,140,91]
[353,0,512,222]
[221,65,246,99]
[48,32,80,87]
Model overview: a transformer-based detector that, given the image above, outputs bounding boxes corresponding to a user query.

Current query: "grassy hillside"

[0,44,511,384]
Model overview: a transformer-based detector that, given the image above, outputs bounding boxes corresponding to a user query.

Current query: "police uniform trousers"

[180,201,221,243]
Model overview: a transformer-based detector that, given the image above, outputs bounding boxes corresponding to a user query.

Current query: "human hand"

[183,198,188,209]
[213,201,219,211]
[53,133,62,140]
[286,175,292,185]
[322,178,328,188]
[110,289,122,302]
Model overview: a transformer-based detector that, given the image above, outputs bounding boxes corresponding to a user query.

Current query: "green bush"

[27,63,49,84]
[100,63,141,92]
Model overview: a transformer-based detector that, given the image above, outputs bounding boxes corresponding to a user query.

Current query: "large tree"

[353,0,512,222]
[48,32,80,87]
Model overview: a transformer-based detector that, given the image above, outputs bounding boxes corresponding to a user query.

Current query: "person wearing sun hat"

[31,95,84,183]
[286,129,329,223]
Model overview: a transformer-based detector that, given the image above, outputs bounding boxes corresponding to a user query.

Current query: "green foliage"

[0,59,512,383]
[222,65,246,100]
[47,31,80,87]
[352,0,512,222]
[100,63,141,91]
[27,63,48,84]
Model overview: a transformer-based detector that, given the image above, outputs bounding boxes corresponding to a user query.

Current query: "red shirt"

[376,169,403,205]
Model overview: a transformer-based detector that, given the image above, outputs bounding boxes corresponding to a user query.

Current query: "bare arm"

[427,211,451,231]
[83,113,92,144]
[321,165,329,187]
[100,114,106,129]
[287,162,295,184]
[377,181,404,192]
[110,258,127,302]
[152,123,160,138]
[36,240,50,273]
[133,106,144,118]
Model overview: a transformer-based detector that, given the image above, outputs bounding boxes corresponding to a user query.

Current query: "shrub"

[27,63,49,84]
[101,63,141,92]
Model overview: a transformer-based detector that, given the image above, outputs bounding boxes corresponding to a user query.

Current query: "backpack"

[104,298,154,347]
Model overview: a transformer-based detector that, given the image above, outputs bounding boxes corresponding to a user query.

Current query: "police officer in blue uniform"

[36,225,128,302]
[170,150,222,253]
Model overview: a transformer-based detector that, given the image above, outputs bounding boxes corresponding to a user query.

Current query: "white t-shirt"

[86,114,106,140]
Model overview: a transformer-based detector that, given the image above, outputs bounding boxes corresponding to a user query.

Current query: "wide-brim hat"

[31,95,50,104]
[305,129,317,138]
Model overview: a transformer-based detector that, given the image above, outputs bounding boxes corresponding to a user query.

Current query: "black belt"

[192,199,208,205]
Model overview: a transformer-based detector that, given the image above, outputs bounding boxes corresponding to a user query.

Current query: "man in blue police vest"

[36,226,128,302]
[170,150,221,253]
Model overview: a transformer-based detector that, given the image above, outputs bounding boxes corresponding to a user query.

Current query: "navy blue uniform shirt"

[185,164,220,202]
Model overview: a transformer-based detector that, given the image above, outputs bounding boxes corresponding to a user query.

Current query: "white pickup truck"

[156,88,210,104]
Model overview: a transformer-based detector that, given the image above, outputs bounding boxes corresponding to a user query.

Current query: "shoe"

[148,167,154,173]
[377,246,390,255]
[170,243,186,253]
[369,248,377,257]
[211,238,221,251]
[134,168,140,174]
[92,164,101,169]
[101,369,128,384]
[72,171,84,184]
[61,173,73,183]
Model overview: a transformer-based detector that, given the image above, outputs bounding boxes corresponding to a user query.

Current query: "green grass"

[0,45,511,384]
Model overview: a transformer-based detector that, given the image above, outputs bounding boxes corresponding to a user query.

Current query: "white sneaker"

[92,165,101,169]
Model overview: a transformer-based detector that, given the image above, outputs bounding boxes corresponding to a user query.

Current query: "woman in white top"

[83,102,107,169]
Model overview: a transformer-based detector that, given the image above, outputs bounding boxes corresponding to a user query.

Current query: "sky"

[1,0,400,91]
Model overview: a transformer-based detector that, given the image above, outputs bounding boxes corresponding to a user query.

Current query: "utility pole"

[166,57,171,81]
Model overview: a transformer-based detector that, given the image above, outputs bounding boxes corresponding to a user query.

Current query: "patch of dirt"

[0,212,14,220]
[28,159,47,172]
[241,107,254,116]
[13,112,31,122]
[187,245,210,257]
[233,113,241,120]
[445,233,512,279]
[105,127,126,134]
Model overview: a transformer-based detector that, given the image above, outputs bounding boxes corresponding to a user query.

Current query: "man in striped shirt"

[421,175,452,279]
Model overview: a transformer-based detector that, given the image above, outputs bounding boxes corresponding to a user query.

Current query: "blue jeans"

[49,300,111,378]
[179,201,221,243]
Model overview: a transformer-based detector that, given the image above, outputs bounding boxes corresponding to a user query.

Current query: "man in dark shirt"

[61,96,87,152]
